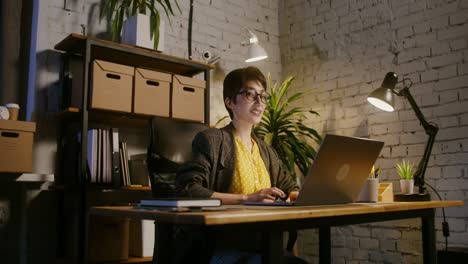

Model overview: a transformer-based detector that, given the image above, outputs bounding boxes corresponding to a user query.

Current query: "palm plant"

[254,75,322,180]
[100,0,181,49]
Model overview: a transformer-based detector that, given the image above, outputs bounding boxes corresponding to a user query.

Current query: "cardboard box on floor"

[134,68,171,117]
[171,74,206,123]
[91,60,134,113]
[88,215,129,262]
[129,219,155,257]
[0,120,36,173]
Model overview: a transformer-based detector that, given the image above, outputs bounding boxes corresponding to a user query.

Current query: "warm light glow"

[245,55,268,63]
[367,97,394,112]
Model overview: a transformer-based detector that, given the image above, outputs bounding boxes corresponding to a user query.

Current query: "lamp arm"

[398,87,439,194]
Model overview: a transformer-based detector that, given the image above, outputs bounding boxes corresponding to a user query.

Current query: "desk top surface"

[90,200,463,225]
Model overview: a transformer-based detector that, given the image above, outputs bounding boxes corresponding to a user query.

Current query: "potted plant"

[254,75,322,180]
[396,160,415,194]
[100,0,181,50]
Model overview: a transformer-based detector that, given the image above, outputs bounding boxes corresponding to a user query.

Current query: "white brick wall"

[32,0,468,262]
[34,0,282,174]
[281,0,468,262]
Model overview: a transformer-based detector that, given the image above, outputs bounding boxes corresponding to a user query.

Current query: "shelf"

[55,34,214,76]
[56,107,153,128]
[90,256,152,264]
[54,34,212,263]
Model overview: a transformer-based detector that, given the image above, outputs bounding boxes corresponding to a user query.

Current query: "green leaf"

[149,10,160,49]
[100,0,181,48]
[395,160,415,180]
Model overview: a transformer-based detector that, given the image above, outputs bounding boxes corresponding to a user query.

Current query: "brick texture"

[281,0,468,262]
[34,0,468,263]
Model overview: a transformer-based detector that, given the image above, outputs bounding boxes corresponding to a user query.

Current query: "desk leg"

[319,227,331,264]
[261,231,283,264]
[421,209,436,264]
[153,222,174,264]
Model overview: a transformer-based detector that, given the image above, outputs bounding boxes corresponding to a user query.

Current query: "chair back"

[147,117,208,197]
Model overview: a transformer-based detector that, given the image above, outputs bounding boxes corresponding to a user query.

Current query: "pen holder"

[358,178,379,202]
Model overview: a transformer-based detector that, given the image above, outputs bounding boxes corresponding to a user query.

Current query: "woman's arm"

[175,131,216,197]
[211,187,286,205]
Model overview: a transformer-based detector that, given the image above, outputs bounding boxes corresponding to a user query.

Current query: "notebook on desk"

[244,134,384,207]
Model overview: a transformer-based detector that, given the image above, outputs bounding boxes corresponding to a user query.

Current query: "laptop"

[244,134,384,206]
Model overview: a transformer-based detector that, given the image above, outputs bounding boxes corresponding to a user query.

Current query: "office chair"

[147,117,302,262]
[147,116,208,198]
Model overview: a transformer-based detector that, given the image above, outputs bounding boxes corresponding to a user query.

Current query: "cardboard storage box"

[88,216,129,262]
[129,219,155,257]
[0,120,36,173]
[91,60,134,113]
[134,68,171,116]
[171,74,206,122]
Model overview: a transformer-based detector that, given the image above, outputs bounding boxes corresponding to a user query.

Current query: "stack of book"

[139,198,221,208]
[86,128,132,186]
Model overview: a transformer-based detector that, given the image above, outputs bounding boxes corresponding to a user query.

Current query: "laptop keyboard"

[243,200,294,206]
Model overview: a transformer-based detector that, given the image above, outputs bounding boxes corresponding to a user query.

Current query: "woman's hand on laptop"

[287,191,299,202]
[245,187,286,202]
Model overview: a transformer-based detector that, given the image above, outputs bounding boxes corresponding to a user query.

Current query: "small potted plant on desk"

[396,160,415,194]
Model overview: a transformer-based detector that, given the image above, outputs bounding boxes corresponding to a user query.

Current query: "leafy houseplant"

[100,0,180,50]
[396,160,415,180]
[396,160,415,194]
[254,75,322,180]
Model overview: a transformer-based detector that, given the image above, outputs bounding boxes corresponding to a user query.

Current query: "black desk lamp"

[367,72,438,201]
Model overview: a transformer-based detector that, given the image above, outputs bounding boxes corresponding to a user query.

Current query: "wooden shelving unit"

[92,257,152,264]
[54,34,214,263]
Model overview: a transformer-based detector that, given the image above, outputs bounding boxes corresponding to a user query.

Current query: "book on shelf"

[111,128,122,186]
[120,140,131,186]
[139,198,222,208]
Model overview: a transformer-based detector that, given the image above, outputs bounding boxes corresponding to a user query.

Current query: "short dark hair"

[223,66,267,118]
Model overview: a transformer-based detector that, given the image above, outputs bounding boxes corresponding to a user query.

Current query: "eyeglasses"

[238,89,271,104]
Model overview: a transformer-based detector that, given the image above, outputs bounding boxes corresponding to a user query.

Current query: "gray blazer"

[175,123,298,198]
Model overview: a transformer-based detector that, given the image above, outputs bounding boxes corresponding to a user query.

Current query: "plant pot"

[399,179,414,194]
[121,13,165,51]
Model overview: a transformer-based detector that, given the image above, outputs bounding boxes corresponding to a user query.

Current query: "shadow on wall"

[355,119,370,138]
[32,49,65,174]
[323,104,336,134]
[87,2,112,39]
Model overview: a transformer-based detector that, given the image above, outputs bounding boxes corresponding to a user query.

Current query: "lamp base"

[394,192,431,202]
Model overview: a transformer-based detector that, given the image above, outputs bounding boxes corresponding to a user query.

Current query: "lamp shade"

[367,87,395,112]
[245,42,268,63]
[367,72,398,112]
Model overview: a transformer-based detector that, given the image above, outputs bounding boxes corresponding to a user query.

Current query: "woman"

[176,66,298,204]
[174,67,303,264]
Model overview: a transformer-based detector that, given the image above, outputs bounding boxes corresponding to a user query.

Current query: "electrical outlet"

[0,200,10,228]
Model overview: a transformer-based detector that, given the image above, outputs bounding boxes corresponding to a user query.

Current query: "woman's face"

[226,79,268,126]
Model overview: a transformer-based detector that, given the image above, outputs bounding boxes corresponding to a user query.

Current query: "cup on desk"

[358,178,379,202]
[6,103,20,120]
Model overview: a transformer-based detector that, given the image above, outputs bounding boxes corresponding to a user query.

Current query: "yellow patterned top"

[230,133,271,194]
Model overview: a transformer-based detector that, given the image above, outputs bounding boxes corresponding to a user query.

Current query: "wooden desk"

[89,201,463,264]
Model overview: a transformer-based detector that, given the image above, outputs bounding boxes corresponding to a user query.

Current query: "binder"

[111,128,122,186]
[87,129,98,183]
